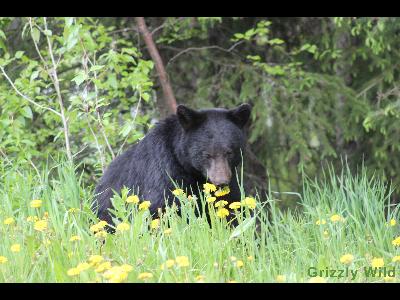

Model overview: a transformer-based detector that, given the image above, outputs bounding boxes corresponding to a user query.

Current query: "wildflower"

[103,266,129,283]
[67,267,80,276]
[315,219,326,225]
[69,235,81,242]
[121,264,133,273]
[3,217,15,225]
[308,276,327,283]
[247,256,254,261]
[235,260,244,268]
[43,212,49,219]
[138,272,153,280]
[392,256,400,263]
[0,256,8,264]
[172,189,185,197]
[95,230,107,239]
[11,244,21,253]
[76,262,91,272]
[88,255,104,265]
[340,254,354,265]
[392,236,400,247]
[203,183,217,194]
[34,219,47,231]
[30,199,42,208]
[196,275,206,282]
[139,201,151,211]
[206,196,216,203]
[215,186,230,197]
[216,208,229,219]
[187,195,197,201]
[151,219,160,230]
[90,220,108,233]
[242,197,256,209]
[116,222,130,232]
[371,257,384,268]
[323,230,329,238]
[389,219,396,226]
[165,259,175,269]
[330,214,343,223]
[95,261,112,273]
[164,228,172,235]
[229,202,241,210]
[276,275,286,283]
[384,276,396,282]
[26,216,39,222]
[176,256,189,267]
[126,195,139,204]
[214,200,228,208]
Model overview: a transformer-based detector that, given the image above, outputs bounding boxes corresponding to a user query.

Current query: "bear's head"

[176,103,252,186]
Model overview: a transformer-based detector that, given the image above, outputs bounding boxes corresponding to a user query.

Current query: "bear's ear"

[176,105,205,131]
[228,103,252,128]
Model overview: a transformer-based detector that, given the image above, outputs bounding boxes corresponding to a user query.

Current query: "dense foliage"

[1,17,400,205]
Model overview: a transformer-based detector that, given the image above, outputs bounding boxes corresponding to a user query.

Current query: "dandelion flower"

[0,256,8,264]
[330,214,343,223]
[90,220,108,233]
[67,267,80,276]
[229,202,241,210]
[216,208,229,218]
[30,199,42,208]
[187,195,197,201]
[176,256,189,267]
[161,259,175,270]
[340,254,354,265]
[3,217,15,225]
[116,222,130,232]
[247,256,254,261]
[206,196,216,203]
[242,197,256,209]
[215,186,230,197]
[172,189,185,197]
[95,261,112,273]
[89,255,104,265]
[203,183,217,194]
[139,201,151,211]
[76,262,91,272]
[26,216,39,222]
[276,275,286,283]
[308,276,327,283]
[95,230,108,239]
[103,267,129,283]
[214,200,228,208]
[371,257,384,268]
[392,236,400,247]
[389,219,396,226]
[121,264,133,273]
[34,219,47,231]
[151,219,160,230]
[315,219,326,225]
[126,195,139,204]
[10,244,21,253]
[69,235,81,242]
[138,272,153,280]
[392,256,400,263]
[235,260,244,268]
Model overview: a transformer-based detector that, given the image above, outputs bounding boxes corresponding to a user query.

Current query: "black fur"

[93,104,252,225]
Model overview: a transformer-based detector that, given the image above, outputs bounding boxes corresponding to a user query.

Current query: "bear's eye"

[205,153,212,159]
[226,150,233,157]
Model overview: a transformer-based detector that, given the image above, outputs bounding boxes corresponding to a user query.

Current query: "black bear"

[93,103,252,225]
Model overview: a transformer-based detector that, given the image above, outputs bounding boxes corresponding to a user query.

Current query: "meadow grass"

[0,161,399,283]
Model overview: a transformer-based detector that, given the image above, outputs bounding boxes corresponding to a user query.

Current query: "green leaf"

[31,27,40,43]
[43,30,52,36]
[15,51,24,59]
[72,71,87,86]
[229,217,256,240]
[21,106,33,119]
[89,65,105,72]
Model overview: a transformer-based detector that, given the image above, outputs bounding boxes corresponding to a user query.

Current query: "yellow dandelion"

[3,217,15,225]
[150,218,160,230]
[166,259,175,268]
[235,260,244,268]
[26,216,39,222]
[88,255,104,265]
[330,214,343,223]
[95,261,112,273]
[176,256,189,267]
[30,199,42,208]
[172,189,185,197]
[10,244,21,253]
[392,256,400,263]
[76,262,91,272]
[139,201,151,211]
[164,228,172,235]
[316,219,326,225]
[215,186,230,197]
[67,267,80,276]
[216,208,229,218]
[340,254,354,265]
[69,235,81,242]
[229,202,241,210]
[203,182,217,194]
[276,275,286,283]
[43,212,49,219]
[206,196,216,203]
[247,255,254,261]
[389,219,397,226]
[33,219,47,231]
[392,236,400,247]
[90,221,108,233]
[116,222,130,232]
[94,230,107,239]
[242,197,256,209]
[126,195,139,204]
[371,257,384,268]
[214,200,228,208]
[0,256,8,264]
[138,272,153,280]
[309,276,327,283]
[121,264,133,273]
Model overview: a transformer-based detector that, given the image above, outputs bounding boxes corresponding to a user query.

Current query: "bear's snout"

[207,156,232,186]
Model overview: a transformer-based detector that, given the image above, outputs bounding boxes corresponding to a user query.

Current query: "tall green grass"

[0,161,399,283]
